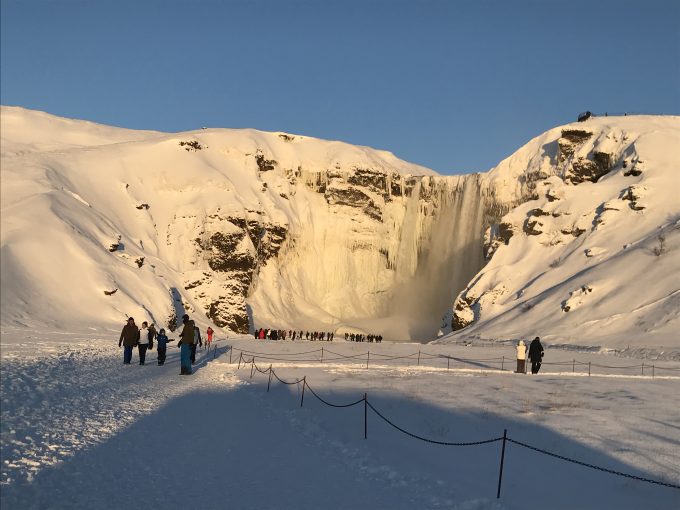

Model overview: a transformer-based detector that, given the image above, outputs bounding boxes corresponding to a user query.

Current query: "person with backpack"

[118,317,140,364]
[156,328,171,366]
[177,315,195,375]
[138,321,151,365]
[191,324,202,364]
[528,337,545,374]
[206,326,214,349]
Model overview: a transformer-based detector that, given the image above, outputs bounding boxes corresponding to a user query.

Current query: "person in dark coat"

[118,317,140,364]
[156,328,170,365]
[528,337,544,374]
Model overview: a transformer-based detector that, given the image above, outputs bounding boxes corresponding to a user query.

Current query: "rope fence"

[232,350,680,498]
[229,345,680,378]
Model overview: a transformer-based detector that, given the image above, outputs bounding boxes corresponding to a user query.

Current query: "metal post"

[501,356,504,371]
[572,359,575,373]
[641,363,644,376]
[300,377,306,407]
[588,362,591,376]
[321,347,324,364]
[237,352,242,369]
[418,350,421,366]
[364,393,368,439]
[267,365,272,392]
[497,429,508,499]
[652,365,655,378]
[366,351,370,369]
[229,346,232,364]
[250,359,255,378]
[447,357,450,370]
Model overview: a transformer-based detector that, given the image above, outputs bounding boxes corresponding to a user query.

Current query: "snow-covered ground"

[2,331,679,509]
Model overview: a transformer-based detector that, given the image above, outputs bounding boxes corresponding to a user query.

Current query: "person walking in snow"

[528,337,544,374]
[516,340,527,373]
[118,317,140,364]
[191,324,202,364]
[138,321,151,365]
[177,314,195,375]
[206,326,214,349]
[156,328,170,366]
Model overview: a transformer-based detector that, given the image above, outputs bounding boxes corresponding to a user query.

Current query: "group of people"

[254,328,336,342]
[253,328,385,343]
[118,315,214,375]
[344,333,382,343]
[515,337,544,374]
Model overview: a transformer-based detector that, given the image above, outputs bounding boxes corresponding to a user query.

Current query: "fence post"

[267,365,272,392]
[300,377,306,407]
[229,345,232,364]
[496,429,508,499]
[367,351,370,369]
[418,350,421,366]
[447,357,450,370]
[237,352,242,369]
[588,362,591,376]
[364,393,368,439]
[501,356,504,371]
[572,359,575,373]
[321,347,324,364]
[641,363,644,376]
[652,365,655,378]
[250,359,255,378]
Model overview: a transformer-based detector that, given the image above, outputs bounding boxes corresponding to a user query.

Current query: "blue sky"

[2,0,679,174]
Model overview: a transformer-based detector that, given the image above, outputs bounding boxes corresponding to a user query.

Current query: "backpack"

[194,327,202,346]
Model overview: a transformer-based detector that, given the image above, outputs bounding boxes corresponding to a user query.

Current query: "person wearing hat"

[528,337,544,374]
[177,314,195,375]
[118,317,140,365]
[516,340,527,373]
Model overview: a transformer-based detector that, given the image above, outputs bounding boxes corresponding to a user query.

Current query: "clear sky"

[2,0,679,174]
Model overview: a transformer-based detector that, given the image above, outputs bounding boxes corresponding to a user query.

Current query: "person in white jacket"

[516,340,527,374]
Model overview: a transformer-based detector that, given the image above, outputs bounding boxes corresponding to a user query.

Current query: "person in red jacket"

[206,326,214,349]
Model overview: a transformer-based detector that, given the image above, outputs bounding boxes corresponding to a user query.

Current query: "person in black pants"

[156,328,170,365]
[528,337,544,374]
[190,325,202,364]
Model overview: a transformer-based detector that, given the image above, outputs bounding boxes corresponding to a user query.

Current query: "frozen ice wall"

[248,171,494,341]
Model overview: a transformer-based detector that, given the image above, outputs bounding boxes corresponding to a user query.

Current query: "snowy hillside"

[2,107,679,351]
[1,106,474,340]
[447,116,680,352]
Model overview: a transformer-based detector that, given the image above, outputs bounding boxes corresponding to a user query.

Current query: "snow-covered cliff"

[2,107,678,349]
[0,107,499,339]
[447,116,680,350]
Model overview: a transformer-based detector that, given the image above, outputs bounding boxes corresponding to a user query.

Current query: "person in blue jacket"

[156,328,171,365]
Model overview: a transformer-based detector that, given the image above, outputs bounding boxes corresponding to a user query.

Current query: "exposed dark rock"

[558,129,592,162]
[255,150,277,172]
[523,219,544,236]
[364,202,383,222]
[561,227,585,237]
[278,134,295,142]
[208,301,250,333]
[135,257,145,268]
[325,185,372,208]
[390,173,403,196]
[136,203,150,210]
[347,168,387,194]
[566,151,613,184]
[104,288,118,296]
[179,140,203,151]
[620,186,645,210]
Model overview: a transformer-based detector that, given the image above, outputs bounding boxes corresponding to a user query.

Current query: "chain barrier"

[235,359,680,494]
[229,347,679,378]
[506,438,680,489]
[366,400,504,447]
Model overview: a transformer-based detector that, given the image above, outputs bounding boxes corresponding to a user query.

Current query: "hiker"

[191,324,202,364]
[177,314,194,375]
[528,337,544,374]
[516,340,527,373]
[206,326,214,349]
[138,321,151,365]
[118,317,140,364]
[156,328,170,365]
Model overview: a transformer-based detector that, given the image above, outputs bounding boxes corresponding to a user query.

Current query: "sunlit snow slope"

[447,115,680,351]
[2,107,678,350]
